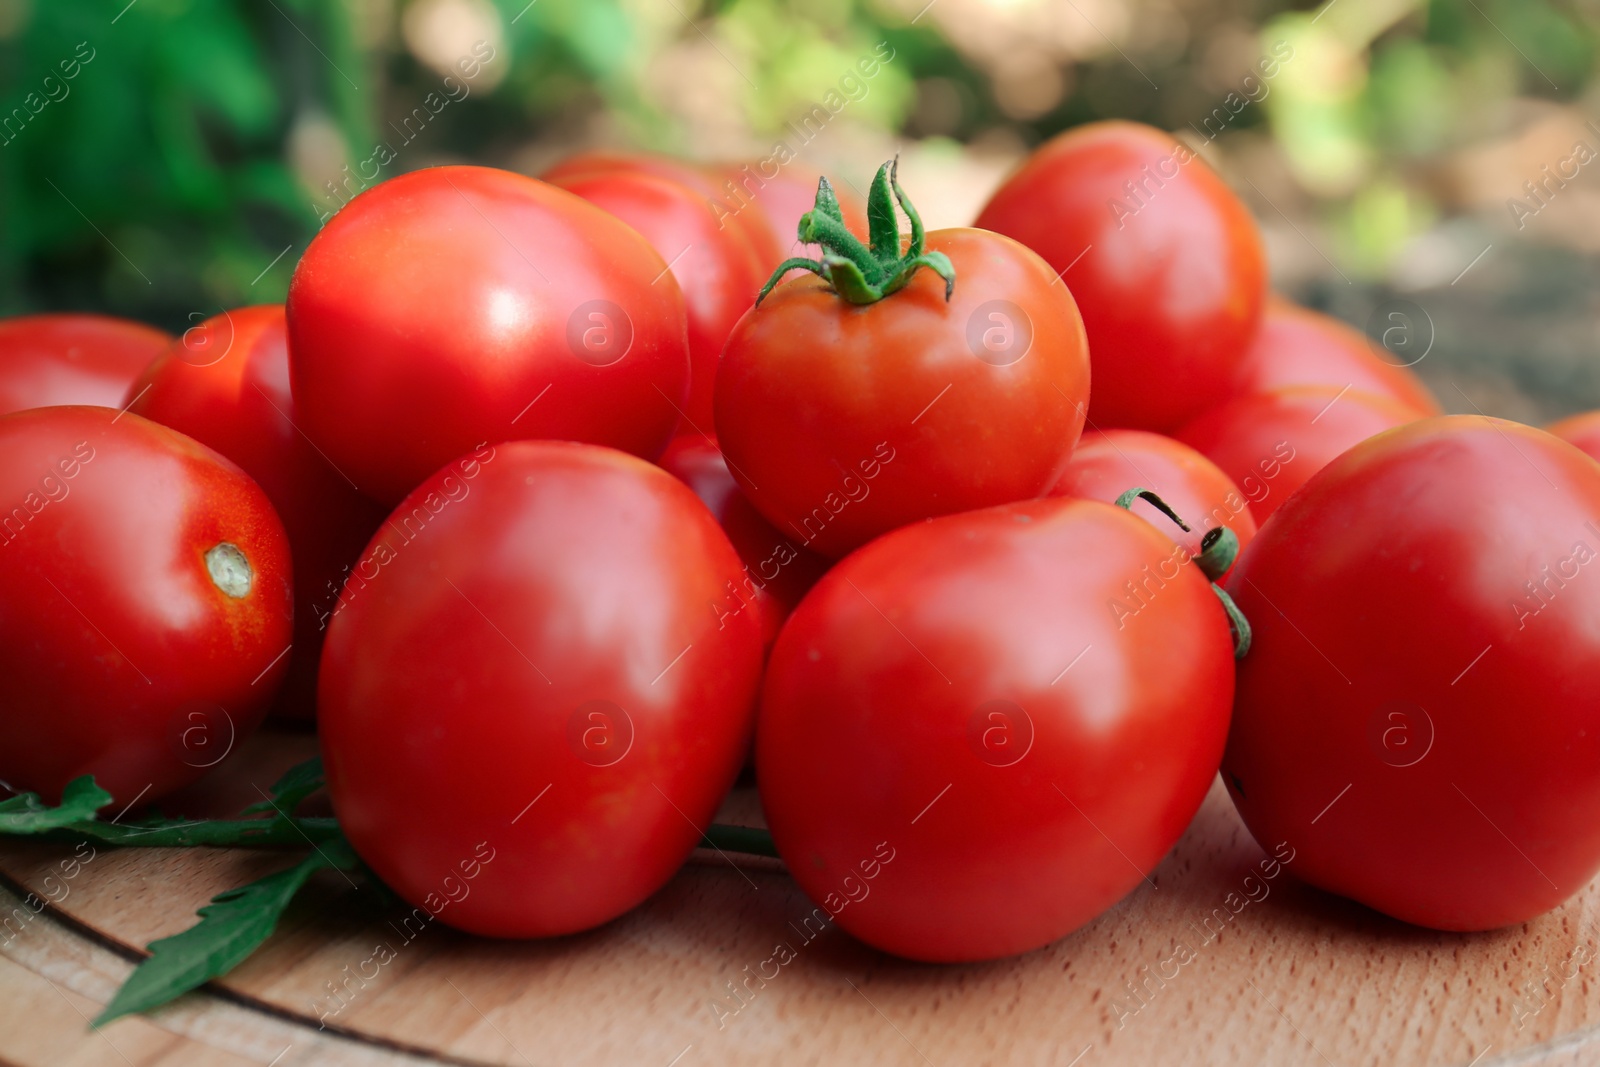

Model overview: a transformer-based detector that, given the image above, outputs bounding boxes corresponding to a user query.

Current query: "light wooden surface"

[2,731,1599,1067]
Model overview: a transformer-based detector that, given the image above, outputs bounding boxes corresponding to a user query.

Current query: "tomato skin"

[0,314,173,414]
[1176,386,1418,524]
[1048,428,1257,562]
[1222,417,1600,930]
[757,497,1234,962]
[127,306,386,720]
[657,433,829,650]
[975,121,1266,431]
[541,152,783,270]
[287,166,691,505]
[0,406,293,804]
[548,170,768,430]
[1233,298,1440,416]
[715,228,1090,559]
[318,441,763,938]
[1546,410,1600,460]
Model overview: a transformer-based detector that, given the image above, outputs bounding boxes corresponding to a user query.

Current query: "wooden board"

[2,729,1599,1067]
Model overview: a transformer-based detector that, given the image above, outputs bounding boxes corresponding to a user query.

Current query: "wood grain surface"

[1,730,1598,1067]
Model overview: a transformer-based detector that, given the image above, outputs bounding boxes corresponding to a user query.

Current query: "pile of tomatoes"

[6,120,1600,962]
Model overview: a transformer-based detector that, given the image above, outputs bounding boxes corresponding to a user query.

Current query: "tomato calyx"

[1114,487,1252,658]
[755,158,956,307]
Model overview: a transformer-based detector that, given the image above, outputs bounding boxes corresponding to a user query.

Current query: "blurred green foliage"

[3,0,1599,327]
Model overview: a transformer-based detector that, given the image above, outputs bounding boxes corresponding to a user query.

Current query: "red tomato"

[1176,386,1418,524]
[1222,416,1600,930]
[319,441,763,937]
[1546,410,1600,460]
[287,166,690,505]
[757,497,1234,961]
[547,169,768,430]
[0,314,173,414]
[719,163,871,251]
[127,306,386,720]
[975,121,1267,431]
[541,152,783,270]
[1233,298,1440,416]
[716,224,1089,559]
[1048,428,1257,562]
[0,406,292,804]
[657,433,829,650]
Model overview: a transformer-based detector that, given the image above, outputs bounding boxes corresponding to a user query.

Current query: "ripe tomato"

[542,151,782,270]
[657,433,829,651]
[1222,416,1600,930]
[0,313,173,415]
[127,306,386,720]
[1048,428,1257,563]
[319,441,763,938]
[1176,386,1418,524]
[1546,410,1600,460]
[1233,298,1440,416]
[718,163,871,251]
[716,165,1090,559]
[757,497,1234,961]
[287,166,691,505]
[0,406,292,804]
[975,121,1266,431]
[547,169,768,430]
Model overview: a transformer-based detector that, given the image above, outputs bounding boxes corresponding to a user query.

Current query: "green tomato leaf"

[240,756,325,817]
[0,777,113,833]
[93,837,358,1027]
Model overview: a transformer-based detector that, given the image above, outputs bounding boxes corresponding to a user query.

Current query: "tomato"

[127,306,386,720]
[1547,410,1600,460]
[975,121,1267,431]
[1222,416,1600,930]
[547,169,768,430]
[718,163,871,252]
[756,496,1234,962]
[1048,428,1257,563]
[287,166,691,505]
[1233,298,1440,416]
[541,151,782,270]
[318,441,763,938]
[657,433,829,651]
[715,165,1090,559]
[1176,386,1418,524]
[0,406,292,804]
[0,313,173,415]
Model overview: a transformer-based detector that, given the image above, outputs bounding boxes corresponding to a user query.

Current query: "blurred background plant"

[3,0,1599,414]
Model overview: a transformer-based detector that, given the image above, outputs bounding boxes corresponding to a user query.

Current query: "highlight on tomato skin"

[1231,297,1442,418]
[0,313,174,415]
[1221,416,1600,931]
[126,305,387,721]
[1174,385,1421,524]
[1048,428,1258,568]
[974,120,1268,433]
[317,440,764,939]
[0,405,293,807]
[756,495,1235,963]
